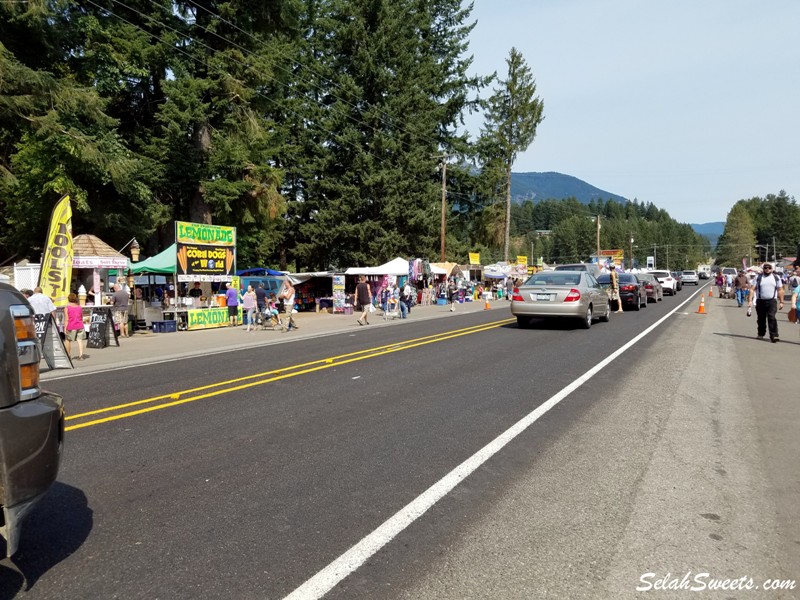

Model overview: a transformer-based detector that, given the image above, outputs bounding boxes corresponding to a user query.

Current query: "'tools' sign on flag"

[38,195,73,307]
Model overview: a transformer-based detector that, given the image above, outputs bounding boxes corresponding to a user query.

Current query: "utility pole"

[629,234,634,271]
[653,244,657,269]
[440,159,447,261]
[596,215,601,265]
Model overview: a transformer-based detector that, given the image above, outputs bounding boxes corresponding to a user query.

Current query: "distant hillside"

[510,171,628,204]
[690,221,724,247]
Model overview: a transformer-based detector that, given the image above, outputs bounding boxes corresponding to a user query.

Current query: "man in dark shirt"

[112,283,130,337]
[255,283,268,327]
[188,281,203,299]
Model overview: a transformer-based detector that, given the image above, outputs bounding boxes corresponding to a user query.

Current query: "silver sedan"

[511,270,611,329]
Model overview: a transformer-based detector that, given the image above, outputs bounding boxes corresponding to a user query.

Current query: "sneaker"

[357,318,364,326]
[771,337,780,343]
[757,336,765,340]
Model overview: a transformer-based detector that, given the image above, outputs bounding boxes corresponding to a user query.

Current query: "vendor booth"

[344,257,411,312]
[129,221,238,331]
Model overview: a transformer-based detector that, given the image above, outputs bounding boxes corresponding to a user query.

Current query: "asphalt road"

[2,289,796,599]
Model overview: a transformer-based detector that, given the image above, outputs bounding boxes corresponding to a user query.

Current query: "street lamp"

[127,238,140,334]
[755,244,768,265]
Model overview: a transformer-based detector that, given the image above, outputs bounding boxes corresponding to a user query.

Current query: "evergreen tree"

[477,47,544,262]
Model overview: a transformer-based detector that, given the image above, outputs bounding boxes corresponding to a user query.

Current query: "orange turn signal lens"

[20,362,40,390]
[14,315,36,341]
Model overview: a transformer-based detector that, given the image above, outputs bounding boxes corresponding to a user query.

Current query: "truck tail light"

[11,304,41,400]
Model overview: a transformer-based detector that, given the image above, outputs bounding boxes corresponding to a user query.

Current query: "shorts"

[66,328,87,341]
[113,310,129,326]
[228,305,238,317]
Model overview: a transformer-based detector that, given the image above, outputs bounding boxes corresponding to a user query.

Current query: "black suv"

[0,282,64,556]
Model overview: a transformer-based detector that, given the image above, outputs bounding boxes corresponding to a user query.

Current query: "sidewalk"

[42,297,495,378]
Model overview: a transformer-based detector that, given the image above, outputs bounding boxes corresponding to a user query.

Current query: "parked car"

[670,271,683,291]
[650,270,678,295]
[681,270,699,285]
[0,283,64,557]
[637,272,664,302]
[511,270,610,329]
[597,273,647,310]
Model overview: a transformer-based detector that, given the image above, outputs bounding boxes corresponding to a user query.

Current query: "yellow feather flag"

[38,195,73,307]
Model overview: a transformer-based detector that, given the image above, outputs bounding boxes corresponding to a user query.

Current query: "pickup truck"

[0,282,64,557]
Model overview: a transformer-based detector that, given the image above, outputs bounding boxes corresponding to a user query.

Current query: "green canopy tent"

[130,244,176,275]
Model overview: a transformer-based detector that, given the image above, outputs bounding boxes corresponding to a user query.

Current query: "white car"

[681,270,699,285]
[650,270,678,295]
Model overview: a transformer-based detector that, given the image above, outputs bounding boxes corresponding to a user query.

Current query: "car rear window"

[651,271,670,277]
[526,273,581,286]
[682,271,695,275]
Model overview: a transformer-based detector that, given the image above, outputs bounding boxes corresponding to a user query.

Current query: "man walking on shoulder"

[749,263,784,342]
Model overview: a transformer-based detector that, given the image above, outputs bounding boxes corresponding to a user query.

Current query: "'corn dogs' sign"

[175,221,236,282]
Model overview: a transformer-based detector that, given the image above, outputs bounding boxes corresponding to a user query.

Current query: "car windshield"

[525,273,581,286]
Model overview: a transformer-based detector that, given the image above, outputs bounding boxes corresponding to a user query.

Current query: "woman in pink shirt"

[65,292,89,360]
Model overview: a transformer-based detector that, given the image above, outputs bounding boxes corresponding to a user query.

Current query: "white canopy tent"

[344,257,409,276]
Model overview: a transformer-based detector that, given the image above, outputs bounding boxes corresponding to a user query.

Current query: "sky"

[463,0,800,225]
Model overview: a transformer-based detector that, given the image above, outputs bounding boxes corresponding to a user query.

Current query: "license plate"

[535,293,551,301]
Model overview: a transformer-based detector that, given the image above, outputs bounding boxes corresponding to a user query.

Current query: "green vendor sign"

[187,307,243,331]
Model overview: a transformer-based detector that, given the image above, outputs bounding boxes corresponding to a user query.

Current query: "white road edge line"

[284,288,706,600]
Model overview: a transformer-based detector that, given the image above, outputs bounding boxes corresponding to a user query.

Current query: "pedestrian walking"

[280,279,299,331]
[225,282,240,327]
[748,263,784,342]
[734,270,749,307]
[65,292,89,360]
[447,278,458,312]
[355,275,372,325]
[242,285,257,332]
[255,283,268,326]
[505,277,514,301]
[111,283,130,337]
[608,266,623,313]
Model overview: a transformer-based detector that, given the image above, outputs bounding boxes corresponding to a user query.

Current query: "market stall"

[129,221,238,331]
[345,257,410,312]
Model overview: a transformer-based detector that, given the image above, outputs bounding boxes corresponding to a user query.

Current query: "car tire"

[599,302,611,322]
[581,305,593,329]
[516,316,530,329]
[633,296,641,311]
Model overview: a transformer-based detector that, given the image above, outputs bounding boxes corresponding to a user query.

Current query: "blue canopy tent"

[237,267,286,277]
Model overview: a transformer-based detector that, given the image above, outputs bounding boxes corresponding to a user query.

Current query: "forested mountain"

[510,171,627,204]
[0,0,716,271]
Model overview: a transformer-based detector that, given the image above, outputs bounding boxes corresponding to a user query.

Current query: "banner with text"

[187,306,243,330]
[38,195,73,307]
[175,221,236,283]
[469,252,481,265]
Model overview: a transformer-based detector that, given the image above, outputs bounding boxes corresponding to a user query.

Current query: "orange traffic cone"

[708,287,713,298]
[696,294,706,314]
[484,296,491,310]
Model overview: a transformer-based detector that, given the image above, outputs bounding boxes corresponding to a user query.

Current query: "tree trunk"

[189,122,213,224]
[504,164,512,262]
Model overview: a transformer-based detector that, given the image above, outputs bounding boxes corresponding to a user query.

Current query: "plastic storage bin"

[152,320,177,333]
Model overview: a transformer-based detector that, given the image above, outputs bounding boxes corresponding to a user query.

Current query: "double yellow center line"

[66,318,513,431]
